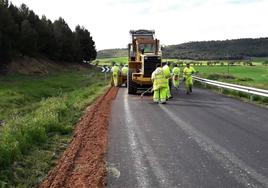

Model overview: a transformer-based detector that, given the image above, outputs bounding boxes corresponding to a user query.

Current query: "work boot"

[190,86,192,93]
[153,100,159,104]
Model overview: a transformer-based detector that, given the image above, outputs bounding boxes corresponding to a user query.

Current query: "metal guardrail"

[193,76,268,98]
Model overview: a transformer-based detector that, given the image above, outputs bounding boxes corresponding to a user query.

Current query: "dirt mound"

[4,56,92,75]
[40,87,118,188]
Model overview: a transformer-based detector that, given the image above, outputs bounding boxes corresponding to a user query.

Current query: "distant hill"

[96,38,268,60]
[97,48,128,58]
[162,38,268,60]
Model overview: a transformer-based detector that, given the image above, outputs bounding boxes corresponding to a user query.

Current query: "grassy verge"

[0,69,109,187]
[93,57,128,66]
[191,65,268,104]
[195,65,268,89]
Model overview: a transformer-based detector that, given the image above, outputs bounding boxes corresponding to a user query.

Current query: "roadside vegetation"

[194,66,268,89]
[0,69,109,187]
[93,57,128,66]
[97,48,127,59]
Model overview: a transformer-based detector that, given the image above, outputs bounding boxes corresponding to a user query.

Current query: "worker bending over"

[183,63,196,94]
[151,64,168,104]
[172,64,180,89]
[111,62,120,87]
[163,62,172,99]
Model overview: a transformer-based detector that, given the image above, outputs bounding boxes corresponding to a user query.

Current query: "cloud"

[228,0,263,4]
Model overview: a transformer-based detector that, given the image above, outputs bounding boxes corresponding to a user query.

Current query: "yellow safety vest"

[121,67,128,76]
[183,67,195,78]
[111,66,119,76]
[152,68,168,91]
[163,65,171,78]
[172,67,180,75]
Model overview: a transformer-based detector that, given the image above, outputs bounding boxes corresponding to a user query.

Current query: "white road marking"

[160,105,268,188]
[124,91,150,187]
[124,90,172,187]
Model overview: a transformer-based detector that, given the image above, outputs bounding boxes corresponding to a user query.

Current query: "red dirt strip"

[40,87,119,188]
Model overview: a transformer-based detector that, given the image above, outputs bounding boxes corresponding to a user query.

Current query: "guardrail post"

[105,72,107,82]
[250,95,254,101]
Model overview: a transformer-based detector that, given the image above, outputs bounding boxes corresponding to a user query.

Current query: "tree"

[19,4,29,20]
[0,2,97,64]
[74,25,96,62]
[36,16,56,58]
[19,19,38,56]
[53,17,75,61]
[0,2,18,63]
[0,0,9,7]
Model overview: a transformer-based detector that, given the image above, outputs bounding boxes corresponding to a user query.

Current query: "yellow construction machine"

[127,29,162,94]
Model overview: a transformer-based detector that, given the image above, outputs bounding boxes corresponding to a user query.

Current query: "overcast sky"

[10,0,268,50]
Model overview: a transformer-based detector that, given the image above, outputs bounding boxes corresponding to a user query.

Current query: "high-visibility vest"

[121,67,128,76]
[172,67,180,76]
[163,65,171,78]
[111,66,119,76]
[151,68,168,91]
[183,66,195,77]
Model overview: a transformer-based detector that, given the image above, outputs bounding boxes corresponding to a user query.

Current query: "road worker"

[111,62,120,87]
[183,63,196,94]
[163,62,172,99]
[172,64,180,89]
[121,64,128,87]
[151,64,168,104]
[121,64,128,76]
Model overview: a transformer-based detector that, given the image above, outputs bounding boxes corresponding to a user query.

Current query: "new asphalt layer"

[107,87,268,188]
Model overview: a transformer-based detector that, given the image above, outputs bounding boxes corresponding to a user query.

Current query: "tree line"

[0,0,97,66]
[162,38,268,60]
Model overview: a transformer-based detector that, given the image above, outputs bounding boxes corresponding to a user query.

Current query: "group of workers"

[111,62,128,87]
[151,62,196,104]
[111,61,196,104]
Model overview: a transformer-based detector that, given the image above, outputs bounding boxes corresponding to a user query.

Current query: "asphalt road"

[107,87,268,188]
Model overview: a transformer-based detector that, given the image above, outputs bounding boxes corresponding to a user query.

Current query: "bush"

[236,77,254,82]
[262,61,268,66]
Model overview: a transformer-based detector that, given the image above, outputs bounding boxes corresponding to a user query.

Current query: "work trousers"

[153,88,167,103]
[173,75,179,88]
[113,75,119,87]
[185,76,193,92]
[165,78,171,99]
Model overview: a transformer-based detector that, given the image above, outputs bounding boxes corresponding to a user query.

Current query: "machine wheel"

[127,70,137,94]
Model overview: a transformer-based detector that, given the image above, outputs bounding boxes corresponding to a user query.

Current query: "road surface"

[107,87,268,188]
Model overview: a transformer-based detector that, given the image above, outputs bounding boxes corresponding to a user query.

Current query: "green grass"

[252,57,268,62]
[0,69,109,187]
[195,65,268,89]
[93,57,128,66]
